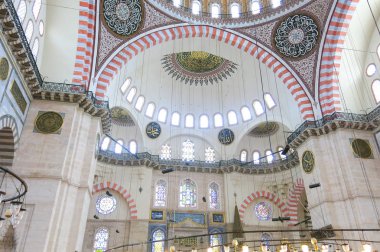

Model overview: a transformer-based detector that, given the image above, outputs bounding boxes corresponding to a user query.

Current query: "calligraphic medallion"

[351,138,373,159]
[301,150,314,174]
[218,128,234,145]
[35,111,64,134]
[146,122,161,139]
[0,58,9,80]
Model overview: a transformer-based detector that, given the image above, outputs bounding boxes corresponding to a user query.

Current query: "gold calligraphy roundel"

[302,150,315,174]
[35,111,64,134]
[146,122,161,139]
[0,58,10,80]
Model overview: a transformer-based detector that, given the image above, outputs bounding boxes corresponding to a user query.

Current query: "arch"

[318,0,359,115]
[72,0,96,86]
[92,181,138,219]
[0,115,19,167]
[285,178,305,226]
[238,190,287,223]
[95,25,314,120]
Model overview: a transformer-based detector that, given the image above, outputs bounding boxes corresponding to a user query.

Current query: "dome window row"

[365,44,380,104]
[160,142,216,163]
[171,0,283,17]
[120,78,276,128]
[240,147,287,164]
[100,137,138,155]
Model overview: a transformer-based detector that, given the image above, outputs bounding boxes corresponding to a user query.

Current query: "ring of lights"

[274,14,319,58]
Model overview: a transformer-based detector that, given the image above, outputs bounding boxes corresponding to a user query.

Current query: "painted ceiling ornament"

[249,122,279,137]
[146,122,161,139]
[103,0,143,37]
[218,128,234,145]
[34,111,64,134]
[274,14,319,58]
[110,106,135,126]
[161,51,238,86]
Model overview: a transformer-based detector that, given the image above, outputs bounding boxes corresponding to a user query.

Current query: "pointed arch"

[238,190,287,223]
[95,25,315,120]
[318,0,360,115]
[285,178,305,226]
[0,115,19,167]
[92,181,138,219]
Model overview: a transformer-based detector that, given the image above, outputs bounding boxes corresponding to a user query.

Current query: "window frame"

[171,112,181,126]
[134,95,145,112]
[115,139,124,154]
[185,114,195,128]
[100,137,111,151]
[240,149,248,162]
[227,110,238,125]
[179,178,197,208]
[372,79,380,104]
[264,93,276,110]
[154,179,167,207]
[157,108,168,123]
[253,151,260,164]
[192,0,201,15]
[120,78,131,94]
[251,0,261,14]
[265,149,274,163]
[253,100,265,116]
[241,106,252,122]
[211,3,220,18]
[145,102,156,118]
[214,113,224,128]
[129,140,137,154]
[126,87,137,103]
[199,114,209,128]
[230,3,240,18]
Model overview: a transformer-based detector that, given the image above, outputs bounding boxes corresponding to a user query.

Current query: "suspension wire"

[367,0,380,36]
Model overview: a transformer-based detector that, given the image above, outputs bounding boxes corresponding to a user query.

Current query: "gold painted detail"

[10,81,27,114]
[302,150,314,173]
[176,51,224,73]
[176,237,197,247]
[249,122,279,137]
[351,138,373,159]
[0,58,9,80]
[35,111,64,134]
[110,106,135,126]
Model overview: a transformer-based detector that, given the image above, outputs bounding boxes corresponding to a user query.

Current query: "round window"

[366,63,377,77]
[96,194,117,215]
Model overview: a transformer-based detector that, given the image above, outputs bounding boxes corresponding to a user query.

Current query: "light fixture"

[106,190,112,196]
[170,245,176,252]
[261,243,268,252]
[309,183,321,189]
[363,243,371,252]
[232,239,238,247]
[321,244,329,252]
[335,248,341,252]
[281,145,290,155]
[224,245,230,252]
[342,244,350,252]
[294,249,298,252]
[93,214,99,219]
[301,245,309,252]
[11,200,22,215]
[202,196,206,202]
[207,248,213,252]
[162,168,174,174]
[242,245,249,252]
[0,217,4,228]
[4,208,12,218]
[191,250,197,252]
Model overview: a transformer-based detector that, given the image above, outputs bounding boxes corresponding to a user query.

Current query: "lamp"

[309,183,321,189]
[11,200,22,215]
[281,145,290,155]
[224,245,230,252]
[207,248,213,252]
[301,245,309,252]
[261,243,268,252]
[363,243,371,252]
[106,190,112,197]
[162,168,174,174]
[321,244,329,252]
[232,239,238,247]
[170,245,176,252]
[341,244,350,252]
[242,245,249,252]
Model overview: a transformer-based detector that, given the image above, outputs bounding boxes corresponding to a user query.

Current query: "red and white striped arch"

[318,0,359,115]
[72,0,96,87]
[93,181,138,219]
[95,25,315,120]
[286,178,305,226]
[238,190,287,224]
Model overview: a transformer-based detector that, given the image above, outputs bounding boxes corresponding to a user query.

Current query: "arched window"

[253,151,260,164]
[129,140,137,154]
[227,111,238,125]
[17,0,27,23]
[372,80,380,103]
[265,150,273,163]
[33,0,42,20]
[210,233,223,248]
[39,21,44,36]
[154,180,167,207]
[377,44,380,60]
[115,140,123,154]
[25,20,33,43]
[182,139,195,162]
[152,229,165,252]
[241,106,252,121]
[160,144,171,160]
[157,108,168,123]
[101,137,111,151]
[126,87,137,103]
[32,38,39,59]
[261,233,271,250]
[145,103,156,118]
[205,147,215,163]
[271,0,281,8]
[240,150,248,162]
[93,227,109,252]
[264,94,276,109]
[185,114,194,128]
[214,113,224,127]
[192,1,201,15]
[278,146,287,160]
[199,115,209,128]
[171,112,180,126]
[253,100,264,116]
[251,0,261,14]
[120,78,131,93]
[230,3,240,18]
[209,182,220,209]
[179,178,197,207]
[173,0,181,7]
[211,3,220,18]
[367,63,377,77]
[135,96,145,111]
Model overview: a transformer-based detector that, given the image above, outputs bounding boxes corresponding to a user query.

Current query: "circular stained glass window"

[96,194,117,215]
[254,202,272,221]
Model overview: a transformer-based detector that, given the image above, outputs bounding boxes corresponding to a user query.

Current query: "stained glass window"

[182,139,195,162]
[101,137,110,151]
[265,150,273,163]
[255,202,272,221]
[17,1,26,23]
[192,1,201,15]
[179,179,197,207]
[261,233,271,249]
[210,233,222,249]
[205,147,216,163]
[253,151,260,164]
[93,227,109,252]
[96,194,117,215]
[209,182,220,210]
[152,229,165,252]
[154,180,167,207]
[129,140,137,154]
[251,0,261,14]
[211,3,220,18]
[160,144,171,160]
[240,150,248,162]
